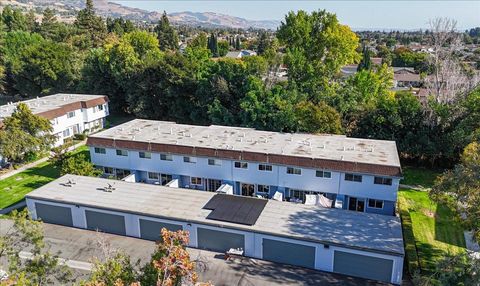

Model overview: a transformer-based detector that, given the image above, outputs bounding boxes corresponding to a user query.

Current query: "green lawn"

[0,145,89,209]
[400,166,443,188]
[398,188,466,273]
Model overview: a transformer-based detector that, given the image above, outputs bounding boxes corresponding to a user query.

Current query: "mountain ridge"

[0,0,280,30]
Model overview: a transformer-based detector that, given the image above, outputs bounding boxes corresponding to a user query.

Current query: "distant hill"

[168,11,279,30]
[0,0,280,30]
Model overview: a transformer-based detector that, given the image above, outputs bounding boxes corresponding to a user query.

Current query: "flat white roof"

[90,119,401,168]
[0,93,106,120]
[27,175,404,255]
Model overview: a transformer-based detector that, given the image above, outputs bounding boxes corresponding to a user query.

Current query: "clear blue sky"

[112,1,480,30]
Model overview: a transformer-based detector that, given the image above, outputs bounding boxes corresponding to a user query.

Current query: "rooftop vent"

[102,183,116,193]
[61,179,76,187]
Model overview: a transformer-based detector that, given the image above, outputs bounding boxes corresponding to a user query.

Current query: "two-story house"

[87,119,402,216]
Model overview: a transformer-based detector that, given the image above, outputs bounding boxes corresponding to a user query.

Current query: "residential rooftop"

[27,174,405,256]
[0,93,107,120]
[89,119,401,170]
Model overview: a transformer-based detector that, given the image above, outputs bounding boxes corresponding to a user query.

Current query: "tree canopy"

[430,141,480,242]
[0,103,54,163]
[277,10,360,97]
[154,11,179,51]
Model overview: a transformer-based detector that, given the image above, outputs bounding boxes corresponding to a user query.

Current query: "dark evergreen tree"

[207,33,219,57]
[257,32,269,55]
[1,6,28,32]
[38,8,57,40]
[235,36,241,50]
[74,0,107,47]
[107,17,135,36]
[154,11,179,51]
[357,44,372,71]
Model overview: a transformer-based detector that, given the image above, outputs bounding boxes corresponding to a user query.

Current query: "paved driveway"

[0,220,391,286]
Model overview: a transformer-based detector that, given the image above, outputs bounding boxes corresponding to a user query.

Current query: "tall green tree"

[218,40,229,57]
[357,44,372,71]
[80,30,162,112]
[0,19,5,93]
[207,33,219,57]
[38,8,58,40]
[0,103,54,163]
[154,11,179,51]
[430,141,480,242]
[1,6,28,32]
[235,36,241,50]
[74,0,107,47]
[277,10,360,98]
[12,39,80,96]
[295,101,343,134]
[106,17,135,36]
[240,81,298,132]
[256,32,269,55]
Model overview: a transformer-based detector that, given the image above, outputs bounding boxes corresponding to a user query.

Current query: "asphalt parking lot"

[0,220,391,286]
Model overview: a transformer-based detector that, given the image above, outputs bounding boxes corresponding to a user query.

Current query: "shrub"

[74,133,87,140]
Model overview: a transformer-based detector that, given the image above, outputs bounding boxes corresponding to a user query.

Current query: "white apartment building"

[87,119,402,216]
[0,93,109,147]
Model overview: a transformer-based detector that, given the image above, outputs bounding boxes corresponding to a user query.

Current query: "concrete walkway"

[0,141,86,181]
[0,157,50,181]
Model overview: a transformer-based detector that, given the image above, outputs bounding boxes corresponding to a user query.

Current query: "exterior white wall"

[82,104,109,123]
[340,173,400,202]
[89,148,400,202]
[49,103,108,146]
[26,199,403,284]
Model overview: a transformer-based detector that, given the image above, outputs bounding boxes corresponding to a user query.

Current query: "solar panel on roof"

[204,194,267,226]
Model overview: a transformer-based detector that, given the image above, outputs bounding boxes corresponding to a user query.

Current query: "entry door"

[348,197,365,212]
[241,183,255,197]
[206,179,222,192]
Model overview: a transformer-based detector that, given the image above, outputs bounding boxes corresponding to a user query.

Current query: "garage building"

[26,175,404,284]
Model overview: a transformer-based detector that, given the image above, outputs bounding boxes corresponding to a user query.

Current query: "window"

[62,129,71,137]
[139,152,151,159]
[368,199,384,209]
[115,169,130,178]
[94,147,106,154]
[345,173,362,182]
[316,170,332,178]
[160,154,173,161]
[257,185,270,194]
[67,111,75,118]
[206,179,222,192]
[190,177,202,185]
[148,172,159,180]
[258,164,272,171]
[234,161,248,169]
[104,167,114,175]
[374,176,392,186]
[289,189,308,201]
[348,197,365,212]
[116,149,128,156]
[97,104,103,111]
[287,167,301,175]
[208,159,221,166]
[183,156,196,163]
[161,174,172,185]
